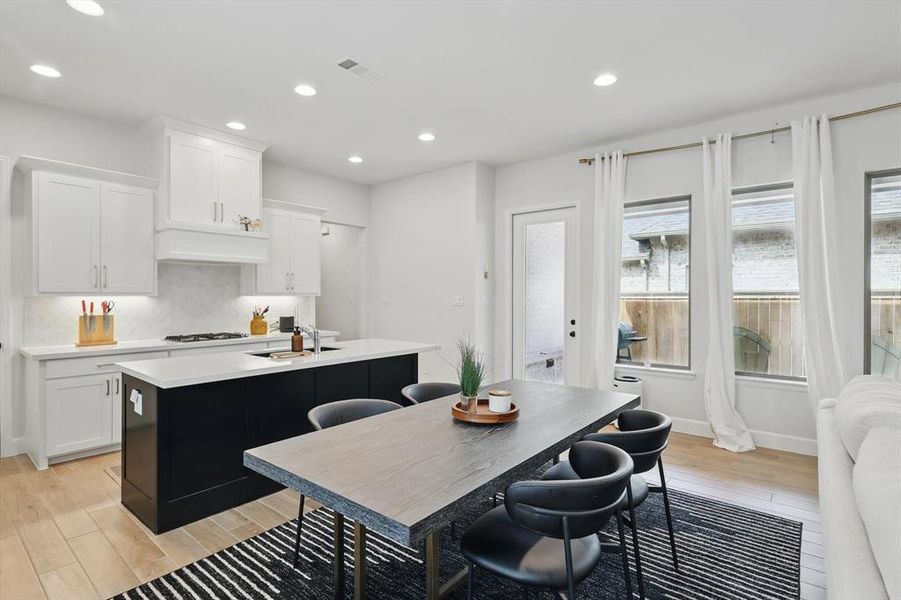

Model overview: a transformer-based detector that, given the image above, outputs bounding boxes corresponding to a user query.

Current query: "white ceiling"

[1,1,899,185]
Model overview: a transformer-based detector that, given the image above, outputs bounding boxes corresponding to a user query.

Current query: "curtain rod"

[578,102,901,165]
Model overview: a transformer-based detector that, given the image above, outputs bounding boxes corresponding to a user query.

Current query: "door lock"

[569,331,576,338]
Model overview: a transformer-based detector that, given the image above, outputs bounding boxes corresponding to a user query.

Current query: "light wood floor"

[0,433,823,600]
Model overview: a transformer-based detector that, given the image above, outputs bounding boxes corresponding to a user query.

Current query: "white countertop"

[19,330,340,360]
[117,338,440,389]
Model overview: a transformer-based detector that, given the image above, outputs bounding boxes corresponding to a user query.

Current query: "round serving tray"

[452,398,519,424]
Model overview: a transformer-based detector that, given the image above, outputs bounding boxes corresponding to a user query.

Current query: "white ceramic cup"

[488,389,512,413]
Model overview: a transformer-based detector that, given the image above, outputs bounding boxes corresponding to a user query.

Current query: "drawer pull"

[96,363,116,368]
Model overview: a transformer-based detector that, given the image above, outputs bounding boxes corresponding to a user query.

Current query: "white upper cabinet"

[168,131,217,225]
[218,144,261,225]
[255,209,293,294]
[20,157,157,295]
[289,213,322,295]
[248,204,323,296]
[35,172,101,293]
[100,184,155,293]
[147,118,270,263]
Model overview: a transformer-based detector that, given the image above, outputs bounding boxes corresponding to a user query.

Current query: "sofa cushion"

[834,375,901,461]
[853,427,901,600]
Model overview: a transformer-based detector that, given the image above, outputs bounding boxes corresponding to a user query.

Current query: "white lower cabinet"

[46,373,115,457]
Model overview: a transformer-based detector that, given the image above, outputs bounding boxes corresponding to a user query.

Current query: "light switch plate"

[451,295,464,306]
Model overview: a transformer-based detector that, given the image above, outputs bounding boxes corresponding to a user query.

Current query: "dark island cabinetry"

[122,353,417,533]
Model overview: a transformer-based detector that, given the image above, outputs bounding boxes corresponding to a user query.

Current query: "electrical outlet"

[451,295,464,306]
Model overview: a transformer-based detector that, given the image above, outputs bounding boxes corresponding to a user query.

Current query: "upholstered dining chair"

[461,441,634,600]
[401,381,461,404]
[291,399,403,567]
[542,409,676,600]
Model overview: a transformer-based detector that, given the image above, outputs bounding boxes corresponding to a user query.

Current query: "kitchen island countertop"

[117,338,439,389]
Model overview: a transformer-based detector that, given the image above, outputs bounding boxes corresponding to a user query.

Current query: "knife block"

[76,315,117,347]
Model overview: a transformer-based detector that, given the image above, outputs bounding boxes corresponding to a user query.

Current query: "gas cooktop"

[164,332,249,343]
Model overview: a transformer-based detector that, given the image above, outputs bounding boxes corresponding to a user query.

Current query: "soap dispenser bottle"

[291,326,304,353]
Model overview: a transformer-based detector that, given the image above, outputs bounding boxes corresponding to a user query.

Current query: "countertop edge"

[118,341,441,389]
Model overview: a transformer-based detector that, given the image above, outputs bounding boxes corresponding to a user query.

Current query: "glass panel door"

[512,207,580,385]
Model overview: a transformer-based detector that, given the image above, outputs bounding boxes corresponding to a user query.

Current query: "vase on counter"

[250,315,268,336]
[459,393,477,412]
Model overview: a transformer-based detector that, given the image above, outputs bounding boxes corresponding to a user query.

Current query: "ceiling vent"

[334,55,385,83]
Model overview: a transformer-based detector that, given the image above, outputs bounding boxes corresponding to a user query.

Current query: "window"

[619,196,691,369]
[865,170,901,377]
[731,183,804,380]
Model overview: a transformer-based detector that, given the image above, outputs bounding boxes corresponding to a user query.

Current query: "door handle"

[103,265,108,288]
[569,331,576,338]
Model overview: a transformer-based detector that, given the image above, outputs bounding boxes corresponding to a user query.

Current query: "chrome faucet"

[299,325,321,354]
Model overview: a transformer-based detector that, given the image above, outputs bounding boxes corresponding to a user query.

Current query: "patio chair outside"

[734,326,771,374]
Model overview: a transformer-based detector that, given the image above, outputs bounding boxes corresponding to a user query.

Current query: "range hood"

[156,222,270,264]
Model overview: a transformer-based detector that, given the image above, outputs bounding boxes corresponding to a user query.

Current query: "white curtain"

[702,134,756,452]
[589,151,627,391]
[792,115,846,406]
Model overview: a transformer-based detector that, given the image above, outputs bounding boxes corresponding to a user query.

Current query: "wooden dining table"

[243,378,639,599]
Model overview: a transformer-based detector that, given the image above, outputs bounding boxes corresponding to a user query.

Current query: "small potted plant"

[456,337,486,411]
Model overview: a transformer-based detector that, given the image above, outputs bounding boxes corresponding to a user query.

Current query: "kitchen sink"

[248,347,341,358]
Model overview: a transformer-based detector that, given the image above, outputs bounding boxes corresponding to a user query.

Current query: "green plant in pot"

[456,338,486,411]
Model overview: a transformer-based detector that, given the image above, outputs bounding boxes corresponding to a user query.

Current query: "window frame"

[619,193,692,371]
[863,167,901,374]
[731,181,806,382]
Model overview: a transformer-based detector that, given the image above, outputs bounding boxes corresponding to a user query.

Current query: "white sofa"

[817,375,901,600]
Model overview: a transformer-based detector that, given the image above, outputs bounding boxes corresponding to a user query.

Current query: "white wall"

[317,223,368,339]
[494,82,901,455]
[262,161,369,228]
[0,96,370,456]
[368,162,495,382]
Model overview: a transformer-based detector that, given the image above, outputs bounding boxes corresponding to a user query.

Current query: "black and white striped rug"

[114,489,801,599]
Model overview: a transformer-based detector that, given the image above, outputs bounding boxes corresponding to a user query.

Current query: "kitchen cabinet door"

[46,374,113,456]
[255,209,292,294]
[168,131,217,225]
[288,213,321,295]
[218,143,261,225]
[100,183,154,293]
[36,172,101,293]
[111,374,122,444]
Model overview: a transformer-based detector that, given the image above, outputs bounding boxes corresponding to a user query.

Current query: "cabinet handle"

[103,265,108,288]
[96,363,115,367]
[93,265,99,289]
[106,378,110,396]
[212,202,217,222]
[220,202,225,223]
[290,272,295,290]
[115,378,120,394]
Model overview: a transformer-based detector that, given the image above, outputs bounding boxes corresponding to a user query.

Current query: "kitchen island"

[116,338,439,533]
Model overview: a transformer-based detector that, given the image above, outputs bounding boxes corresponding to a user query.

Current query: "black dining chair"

[400,382,461,405]
[542,409,676,600]
[291,398,403,568]
[461,441,634,600]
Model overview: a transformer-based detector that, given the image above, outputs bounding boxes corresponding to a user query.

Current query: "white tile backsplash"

[23,263,315,346]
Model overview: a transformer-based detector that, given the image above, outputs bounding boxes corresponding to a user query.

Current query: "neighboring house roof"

[622,188,900,261]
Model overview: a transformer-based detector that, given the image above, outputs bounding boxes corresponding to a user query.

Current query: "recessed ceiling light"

[66,0,104,16]
[30,65,61,78]
[593,73,618,87]
[418,132,436,142]
[294,84,317,97]
[347,156,363,164]
[226,121,246,131]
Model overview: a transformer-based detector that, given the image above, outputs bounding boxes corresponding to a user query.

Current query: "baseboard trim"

[670,417,817,456]
[0,436,26,458]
